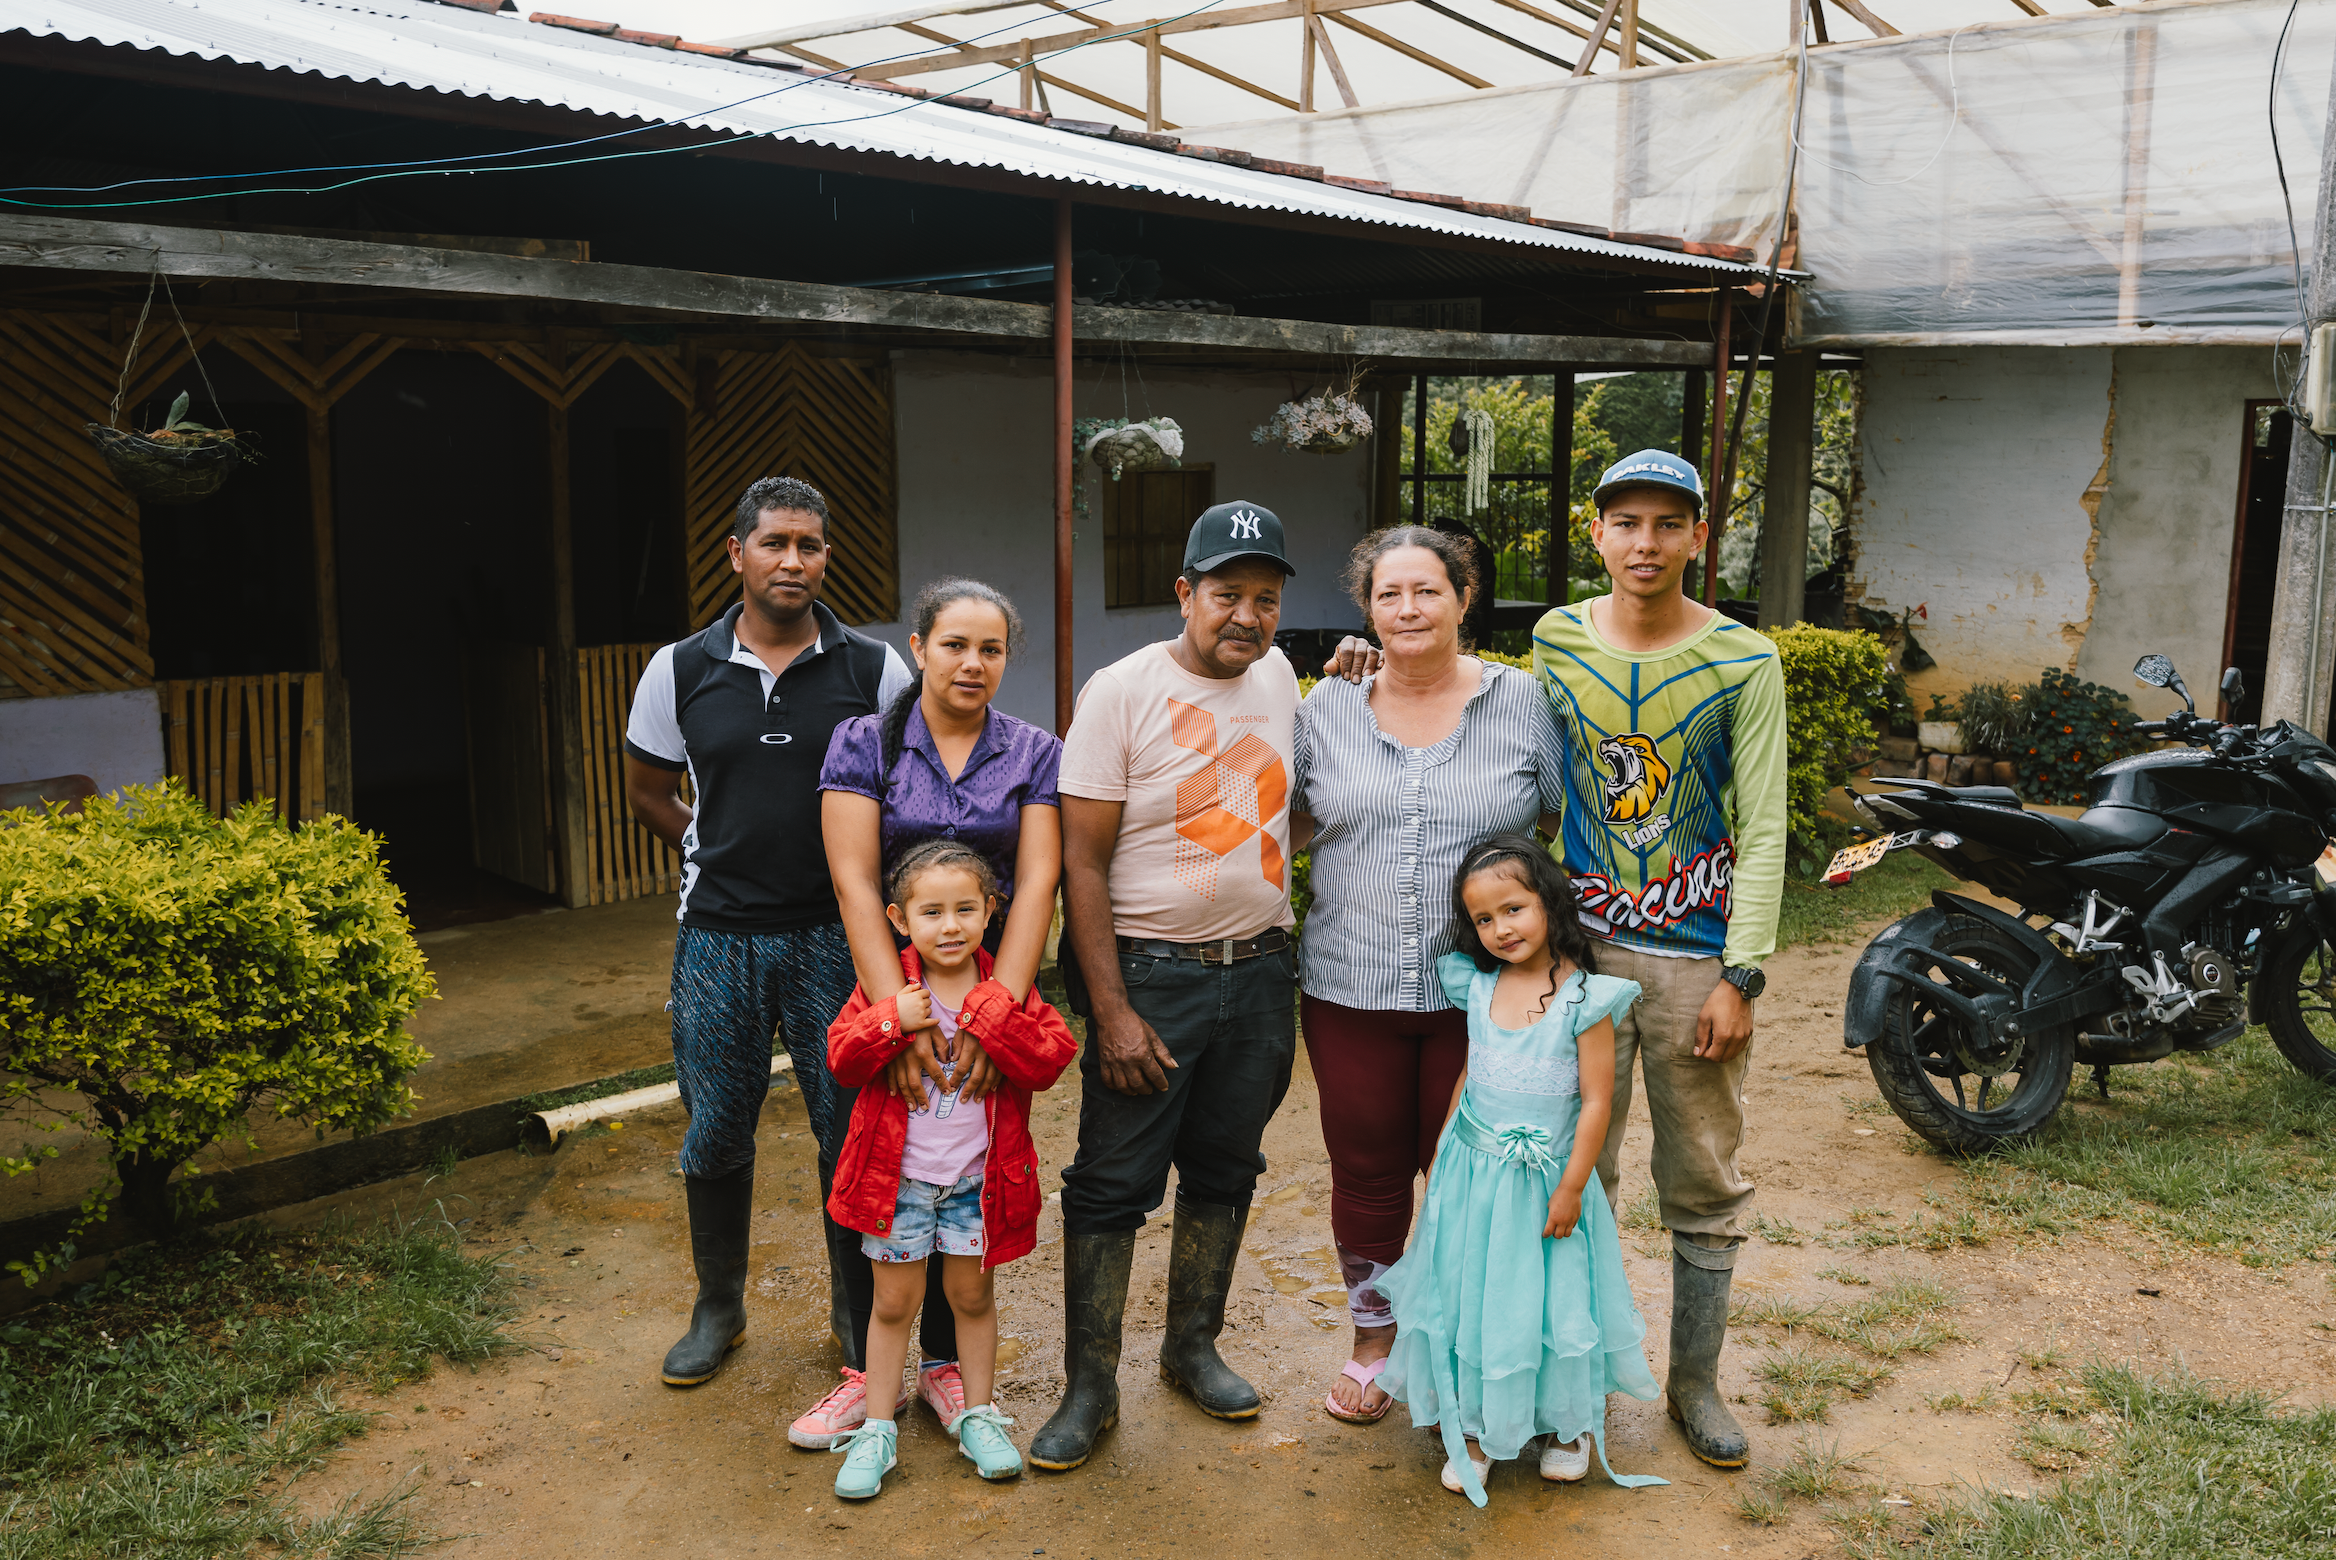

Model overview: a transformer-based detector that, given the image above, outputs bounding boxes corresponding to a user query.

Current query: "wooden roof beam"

[1572,0,1620,75]
[1325,8,1493,90]
[1540,0,1708,61]
[1488,0,1688,65]
[1029,2,1299,113]
[845,0,1407,80]
[1411,0,1573,71]
[1826,1,1901,39]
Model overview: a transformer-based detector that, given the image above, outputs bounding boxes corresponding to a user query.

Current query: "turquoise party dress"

[1377,952,1667,1507]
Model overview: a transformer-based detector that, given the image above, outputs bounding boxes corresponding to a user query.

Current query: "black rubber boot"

[1666,1247,1750,1468]
[818,1159,872,1372]
[1158,1196,1262,1420]
[1029,1229,1136,1471]
[661,1165,753,1386]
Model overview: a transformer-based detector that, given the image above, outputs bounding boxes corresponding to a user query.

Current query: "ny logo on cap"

[1228,510,1263,540]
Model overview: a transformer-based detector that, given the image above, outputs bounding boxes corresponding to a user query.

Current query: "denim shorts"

[861,1173,985,1263]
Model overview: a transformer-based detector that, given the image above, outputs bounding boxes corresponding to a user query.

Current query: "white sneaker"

[1439,1450,1491,1495]
[1539,1434,1590,1483]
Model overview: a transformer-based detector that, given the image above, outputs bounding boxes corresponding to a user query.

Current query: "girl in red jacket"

[823,839,1076,1499]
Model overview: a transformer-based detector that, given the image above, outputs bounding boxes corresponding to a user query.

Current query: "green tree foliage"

[1409,376,1618,601]
[1716,368,1861,598]
[0,784,434,1277]
[1772,626,1893,858]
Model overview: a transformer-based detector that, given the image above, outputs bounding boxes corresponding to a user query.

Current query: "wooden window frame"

[1102,464,1215,608]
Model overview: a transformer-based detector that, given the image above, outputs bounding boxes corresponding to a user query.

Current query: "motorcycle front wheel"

[2262,928,2336,1084]
[1865,913,2076,1155]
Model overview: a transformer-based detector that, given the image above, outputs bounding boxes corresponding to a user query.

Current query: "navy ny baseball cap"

[1185,500,1296,576]
[1593,449,1705,514]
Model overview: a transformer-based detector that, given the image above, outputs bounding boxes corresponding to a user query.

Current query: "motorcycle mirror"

[2221,665,2246,702]
[2133,653,2176,689]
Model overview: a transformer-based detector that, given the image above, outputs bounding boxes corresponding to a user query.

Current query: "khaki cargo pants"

[1592,943,1755,1255]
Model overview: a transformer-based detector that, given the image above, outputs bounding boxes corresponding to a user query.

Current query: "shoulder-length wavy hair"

[1447,832,1600,1016]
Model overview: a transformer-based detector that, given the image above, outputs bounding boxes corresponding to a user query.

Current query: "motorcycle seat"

[2029,805,2164,858]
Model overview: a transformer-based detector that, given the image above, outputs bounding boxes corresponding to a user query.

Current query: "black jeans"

[1059,943,1297,1237]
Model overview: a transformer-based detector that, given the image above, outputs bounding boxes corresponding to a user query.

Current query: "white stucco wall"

[2076,347,2284,714]
[1852,347,2111,704]
[0,686,166,795]
[870,350,1373,728]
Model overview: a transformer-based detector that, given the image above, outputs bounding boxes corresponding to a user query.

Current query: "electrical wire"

[2269,0,2312,415]
[1789,21,1978,189]
[0,0,1234,209]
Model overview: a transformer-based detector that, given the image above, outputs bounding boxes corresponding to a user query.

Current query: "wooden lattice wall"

[0,310,171,697]
[685,345,898,628]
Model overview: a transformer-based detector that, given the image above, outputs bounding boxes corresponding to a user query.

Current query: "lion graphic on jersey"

[1597,733,1672,823]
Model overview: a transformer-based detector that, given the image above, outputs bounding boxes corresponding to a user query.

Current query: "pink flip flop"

[1323,1357,1393,1424]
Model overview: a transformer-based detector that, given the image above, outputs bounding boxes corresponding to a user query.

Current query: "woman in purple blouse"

[808,577,1062,1441]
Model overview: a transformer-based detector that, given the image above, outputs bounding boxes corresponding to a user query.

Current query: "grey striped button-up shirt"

[1292,661,1569,1012]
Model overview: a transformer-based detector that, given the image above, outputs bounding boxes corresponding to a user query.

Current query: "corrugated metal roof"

[0,0,1754,276]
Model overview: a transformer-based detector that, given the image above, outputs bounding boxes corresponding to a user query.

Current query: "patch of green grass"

[1873,1366,2336,1560]
[1755,1348,1893,1423]
[1735,1489,1790,1526]
[0,1212,519,1559]
[1732,1293,1824,1331]
[1620,1184,1663,1232]
[2014,1419,2093,1472]
[1827,1208,1989,1252]
[515,1060,679,1119]
[1750,1210,1805,1246]
[1819,1265,1874,1286]
[1764,1436,1865,1501]
[2015,1331,2069,1371]
[1779,848,1954,950]
[1812,1281,1968,1359]
[1926,1384,2001,1414]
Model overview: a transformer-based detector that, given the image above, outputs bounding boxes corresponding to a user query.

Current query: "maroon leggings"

[1300,994,1470,1271]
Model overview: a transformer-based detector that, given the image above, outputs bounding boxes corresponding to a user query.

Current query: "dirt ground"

[266,911,2336,1559]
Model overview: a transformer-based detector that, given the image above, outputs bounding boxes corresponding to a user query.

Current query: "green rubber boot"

[1158,1196,1262,1420]
[1666,1245,1749,1468]
[1029,1229,1135,1471]
[660,1165,752,1386]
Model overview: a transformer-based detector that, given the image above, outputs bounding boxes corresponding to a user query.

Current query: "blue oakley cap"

[1592,449,1705,514]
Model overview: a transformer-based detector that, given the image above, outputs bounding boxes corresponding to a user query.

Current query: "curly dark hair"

[1448,832,1600,1019]
[878,577,1026,773]
[733,475,830,542]
[1340,525,1480,642]
[886,837,999,907]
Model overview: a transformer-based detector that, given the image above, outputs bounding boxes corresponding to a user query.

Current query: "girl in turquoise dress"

[1377,833,1666,1507]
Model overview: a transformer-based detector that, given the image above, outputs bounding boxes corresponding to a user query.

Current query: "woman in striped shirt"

[1290,526,1567,1423]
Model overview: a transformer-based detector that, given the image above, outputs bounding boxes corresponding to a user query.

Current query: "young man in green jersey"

[1533,449,1786,1470]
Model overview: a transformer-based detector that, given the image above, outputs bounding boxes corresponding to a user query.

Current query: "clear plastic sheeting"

[1797,0,2336,347]
[1184,52,1796,258]
[1192,0,2336,348]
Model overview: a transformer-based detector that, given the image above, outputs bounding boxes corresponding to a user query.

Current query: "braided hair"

[879,577,1027,774]
[1448,832,1599,1020]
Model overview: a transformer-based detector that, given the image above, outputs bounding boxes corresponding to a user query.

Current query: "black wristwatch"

[1720,964,1766,1000]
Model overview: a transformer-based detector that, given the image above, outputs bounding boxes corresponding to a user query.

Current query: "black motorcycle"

[1835,655,2336,1154]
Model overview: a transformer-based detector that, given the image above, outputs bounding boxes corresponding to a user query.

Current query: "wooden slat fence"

[576,643,690,906]
[161,671,326,822]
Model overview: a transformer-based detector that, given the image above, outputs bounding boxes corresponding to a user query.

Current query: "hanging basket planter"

[1252,387,1372,454]
[1079,416,1185,481]
[85,416,249,507]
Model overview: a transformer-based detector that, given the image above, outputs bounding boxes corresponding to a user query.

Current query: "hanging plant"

[86,391,254,508]
[1253,380,1373,454]
[1077,415,1184,481]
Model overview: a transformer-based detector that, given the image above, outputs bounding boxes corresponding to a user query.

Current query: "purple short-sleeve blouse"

[818,702,1061,904]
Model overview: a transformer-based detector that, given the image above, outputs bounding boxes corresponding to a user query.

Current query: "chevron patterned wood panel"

[0,311,155,697]
[684,345,898,629]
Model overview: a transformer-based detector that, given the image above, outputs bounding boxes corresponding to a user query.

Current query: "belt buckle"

[1221,938,1236,964]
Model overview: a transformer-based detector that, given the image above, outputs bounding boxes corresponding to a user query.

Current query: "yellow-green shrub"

[0,783,434,1278]
[1773,626,1893,859]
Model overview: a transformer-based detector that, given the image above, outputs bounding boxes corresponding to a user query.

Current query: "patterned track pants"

[668,922,860,1179]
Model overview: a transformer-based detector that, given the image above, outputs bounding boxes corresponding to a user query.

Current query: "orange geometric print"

[1166,697,1288,899]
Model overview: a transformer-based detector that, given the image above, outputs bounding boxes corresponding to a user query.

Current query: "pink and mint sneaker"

[788,1368,868,1450]
[918,1360,966,1424]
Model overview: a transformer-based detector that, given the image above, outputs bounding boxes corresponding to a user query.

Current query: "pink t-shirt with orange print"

[1059,641,1299,943]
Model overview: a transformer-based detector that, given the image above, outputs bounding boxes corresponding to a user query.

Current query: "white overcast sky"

[592,2,2134,131]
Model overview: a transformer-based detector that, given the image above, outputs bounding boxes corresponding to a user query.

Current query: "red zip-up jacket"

[824,947,1076,1271]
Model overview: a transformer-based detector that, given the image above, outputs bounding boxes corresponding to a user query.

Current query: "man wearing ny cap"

[1031,501,1303,1471]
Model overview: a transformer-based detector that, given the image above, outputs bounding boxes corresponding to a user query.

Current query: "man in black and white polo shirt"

[623,476,910,1405]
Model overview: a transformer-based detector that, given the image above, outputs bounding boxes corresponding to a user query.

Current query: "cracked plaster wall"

[1851,346,2275,719]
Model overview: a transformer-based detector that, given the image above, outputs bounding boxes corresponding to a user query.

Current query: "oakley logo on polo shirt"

[759,733,793,745]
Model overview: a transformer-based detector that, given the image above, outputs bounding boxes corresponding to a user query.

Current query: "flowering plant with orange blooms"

[2020,667,2148,803]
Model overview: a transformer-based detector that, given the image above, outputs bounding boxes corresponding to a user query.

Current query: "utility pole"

[2265,51,2336,737]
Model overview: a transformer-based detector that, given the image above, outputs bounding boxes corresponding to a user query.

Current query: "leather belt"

[1116,927,1291,965]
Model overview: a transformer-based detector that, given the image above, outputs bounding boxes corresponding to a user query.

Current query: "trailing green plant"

[1947,680,2036,759]
[2019,667,2148,804]
[1772,625,1893,863]
[0,783,434,1279]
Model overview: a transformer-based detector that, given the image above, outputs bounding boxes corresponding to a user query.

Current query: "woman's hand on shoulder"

[1543,1183,1584,1241]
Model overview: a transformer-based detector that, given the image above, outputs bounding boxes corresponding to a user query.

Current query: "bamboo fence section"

[161,671,326,822]
[576,642,689,906]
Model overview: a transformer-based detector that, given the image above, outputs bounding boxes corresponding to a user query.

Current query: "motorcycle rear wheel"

[1866,913,2075,1155]
[2262,929,2336,1084]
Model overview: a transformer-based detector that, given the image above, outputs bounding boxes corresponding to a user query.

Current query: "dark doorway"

[2222,403,2289,725]
[332,351,559,930]
[139,398,316,681]
[570,359,687,648]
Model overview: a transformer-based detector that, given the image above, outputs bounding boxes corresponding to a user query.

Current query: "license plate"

[1824,832,1922,886]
